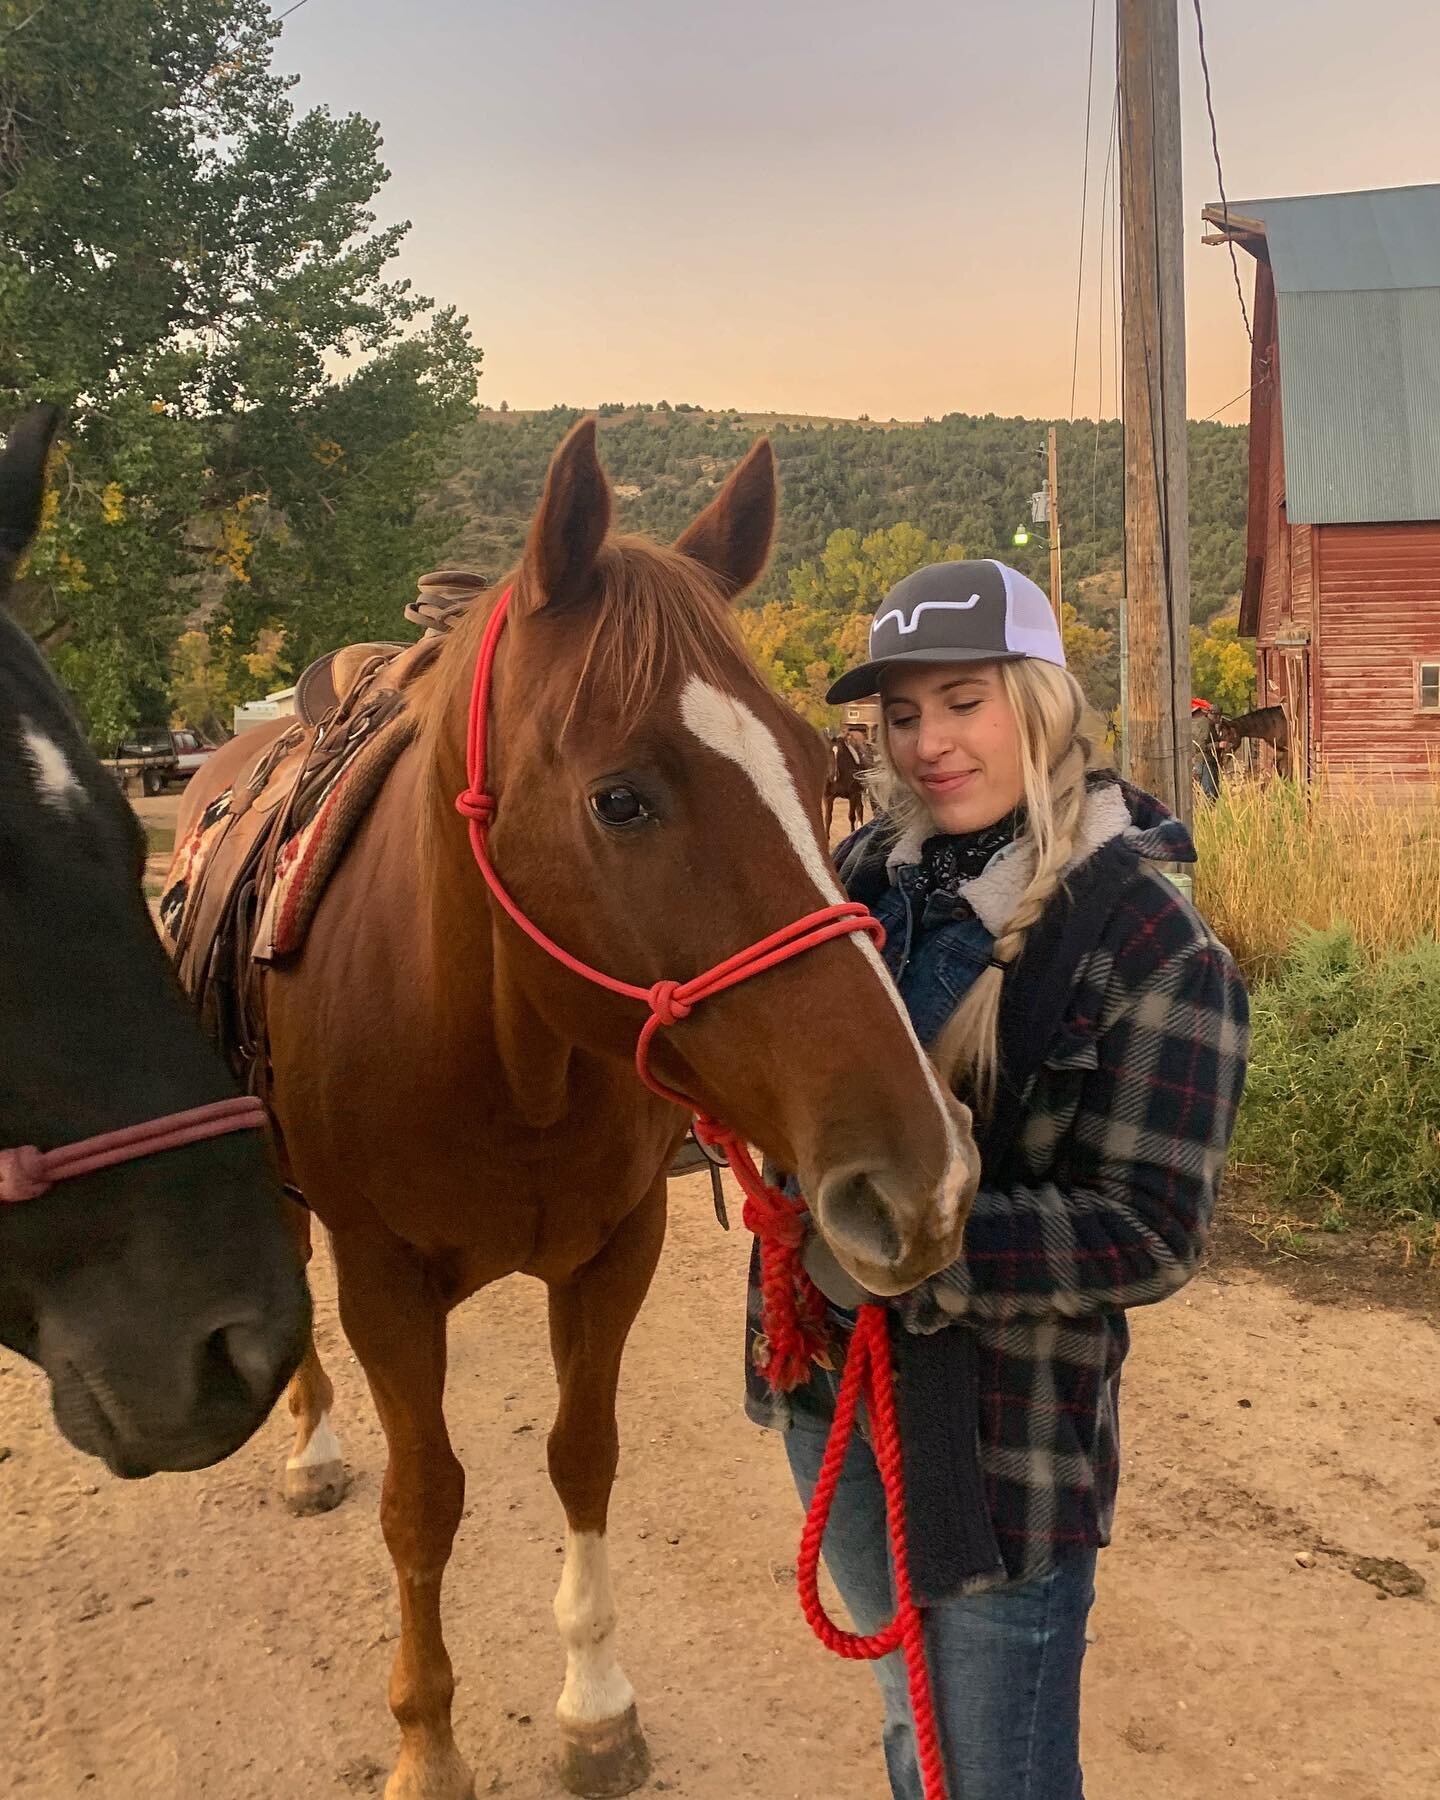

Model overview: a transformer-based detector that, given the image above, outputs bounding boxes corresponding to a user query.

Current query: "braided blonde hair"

[870,659,1094,1112]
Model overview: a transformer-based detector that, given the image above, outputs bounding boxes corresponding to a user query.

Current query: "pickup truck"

[107,728,219,797]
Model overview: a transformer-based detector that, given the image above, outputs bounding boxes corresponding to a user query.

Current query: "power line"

[1068,0,1101,421]
[1199,383,1252,422]
[1090,77,1119,576]
[0,3,49,40]
[1110,110,1121,425]
[1095,90,1108,424]
[1192,0,1252,343]
[275,0,312,20]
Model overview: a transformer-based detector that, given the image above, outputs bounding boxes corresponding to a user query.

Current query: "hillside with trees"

[435,404,1251,724]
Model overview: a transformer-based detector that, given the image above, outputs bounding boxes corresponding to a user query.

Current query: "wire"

[1069,0,1101,421]
[1192,0,1252,343]
[1110,87,1121,426]
[0,3,49,40]
[1090,77,1119,577]
[1199,383,1252,422]
[275,0,312,19]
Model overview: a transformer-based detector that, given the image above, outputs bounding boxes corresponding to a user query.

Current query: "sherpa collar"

[884,774,1194,938]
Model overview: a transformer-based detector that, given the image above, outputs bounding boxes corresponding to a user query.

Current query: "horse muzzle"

[812,1135,980,1298]
[37,1283,310,1478]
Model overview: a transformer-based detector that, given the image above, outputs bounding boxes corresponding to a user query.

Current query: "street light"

[1011,523,1049,549]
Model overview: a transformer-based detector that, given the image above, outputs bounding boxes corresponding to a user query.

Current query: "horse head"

[426,420,978,1295]
[0,406,308,1476]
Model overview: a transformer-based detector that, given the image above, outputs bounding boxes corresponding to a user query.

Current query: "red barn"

[1204,184,1440,781]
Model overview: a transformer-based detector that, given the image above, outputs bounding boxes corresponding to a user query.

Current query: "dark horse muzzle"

[2,1100,308,1476]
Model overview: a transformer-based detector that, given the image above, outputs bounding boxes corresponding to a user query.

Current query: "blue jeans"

[784,1372,1095,1800]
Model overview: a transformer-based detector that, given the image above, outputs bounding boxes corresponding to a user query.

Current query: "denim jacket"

[868,861,996,1052]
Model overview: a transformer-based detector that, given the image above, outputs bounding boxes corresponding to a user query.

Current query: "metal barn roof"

[1204,184,1440,525]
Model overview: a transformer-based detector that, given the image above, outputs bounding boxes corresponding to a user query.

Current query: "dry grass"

[1193,775,1440,978]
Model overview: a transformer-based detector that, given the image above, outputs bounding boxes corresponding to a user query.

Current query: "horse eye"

[590,785,647,828]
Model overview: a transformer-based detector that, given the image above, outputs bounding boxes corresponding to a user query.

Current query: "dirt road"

[2,1172,1437,1799]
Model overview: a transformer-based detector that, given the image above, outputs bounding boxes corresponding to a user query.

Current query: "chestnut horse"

[174,422,976,1800]
[1,407,308,1476]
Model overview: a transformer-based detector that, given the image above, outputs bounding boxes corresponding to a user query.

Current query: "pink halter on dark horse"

[169,420,978,1799]
[0,406,307,1478]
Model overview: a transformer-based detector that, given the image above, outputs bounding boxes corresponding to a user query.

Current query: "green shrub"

[1234,926,1440,1223]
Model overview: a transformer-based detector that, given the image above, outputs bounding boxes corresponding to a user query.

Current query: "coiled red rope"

[457,586,948,1799]
[797,1304,947,1795]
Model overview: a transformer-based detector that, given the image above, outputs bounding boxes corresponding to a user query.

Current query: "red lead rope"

[457,587,948,1799]
[796,1305,947,1797]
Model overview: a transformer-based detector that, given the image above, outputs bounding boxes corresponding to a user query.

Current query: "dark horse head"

[0,408,308,1476]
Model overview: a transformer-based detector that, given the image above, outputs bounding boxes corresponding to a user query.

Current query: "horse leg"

[280,1200,350,1515]
[335,1228,473,1800]
[546,1185,666,1798]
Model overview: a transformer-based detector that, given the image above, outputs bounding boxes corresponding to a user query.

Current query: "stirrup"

[666,1125,731,1231]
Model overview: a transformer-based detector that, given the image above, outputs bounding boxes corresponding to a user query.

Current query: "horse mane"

[1226,705,1286,734]
[415,534,755,867]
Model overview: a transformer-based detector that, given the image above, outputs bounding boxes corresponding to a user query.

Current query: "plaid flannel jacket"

[746,782,1250,1587]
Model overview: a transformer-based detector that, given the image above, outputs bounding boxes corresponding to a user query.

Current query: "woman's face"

[881,661,1025,833]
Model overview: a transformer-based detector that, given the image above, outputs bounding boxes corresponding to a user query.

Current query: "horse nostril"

[207,1318,283,1403]
[815,1168,903,1270]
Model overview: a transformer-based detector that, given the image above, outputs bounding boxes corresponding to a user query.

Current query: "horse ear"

[522,417,611,613]
[0,406,62,594]
[674,437,776,602]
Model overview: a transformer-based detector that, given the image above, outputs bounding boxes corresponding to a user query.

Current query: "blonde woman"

[747,561,1249,1800]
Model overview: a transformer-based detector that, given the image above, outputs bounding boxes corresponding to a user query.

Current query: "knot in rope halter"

[646,980,693,1028]
[0,1144,47,1203]
[458,584,948,1798]
[454,788,496,825]
[0,1097,268,1207]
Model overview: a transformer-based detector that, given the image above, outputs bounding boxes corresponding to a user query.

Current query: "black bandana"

[912,806,1026,901]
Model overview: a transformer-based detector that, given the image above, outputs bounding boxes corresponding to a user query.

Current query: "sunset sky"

[276,0,1438,425]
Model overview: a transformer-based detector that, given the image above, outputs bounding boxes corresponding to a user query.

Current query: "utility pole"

[1118,0,1192,824]
[1046,425,1063,625]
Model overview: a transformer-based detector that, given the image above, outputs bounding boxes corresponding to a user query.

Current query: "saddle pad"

[158,696,415,1096]
[254,714,416,960]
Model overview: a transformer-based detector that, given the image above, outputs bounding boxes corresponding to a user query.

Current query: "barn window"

[1416,662,1440,714]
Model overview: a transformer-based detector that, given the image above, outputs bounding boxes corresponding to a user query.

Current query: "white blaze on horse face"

[677,677,964,1223]
[20,721,84,813]
[553,1529,635,1725]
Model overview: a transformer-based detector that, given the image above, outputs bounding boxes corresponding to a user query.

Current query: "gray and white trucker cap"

[826,560,1065,704]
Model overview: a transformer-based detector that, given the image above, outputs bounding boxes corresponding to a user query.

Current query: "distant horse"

[1217,705,1289,775]
[170,423,975,1800]
[0,408,307,1476]
[825,727,872,835]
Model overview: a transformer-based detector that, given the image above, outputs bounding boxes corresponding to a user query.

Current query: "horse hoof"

[283,1457,350,1515]
[558,1705,652,1798]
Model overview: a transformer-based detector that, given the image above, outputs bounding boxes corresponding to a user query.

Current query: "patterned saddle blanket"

[158,571,488,1094]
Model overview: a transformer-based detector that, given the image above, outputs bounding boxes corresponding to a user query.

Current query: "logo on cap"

[870,594,981,646]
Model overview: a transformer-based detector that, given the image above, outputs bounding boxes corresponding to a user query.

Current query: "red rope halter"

[456,585,947,1797]
[0,1096,267,1205]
